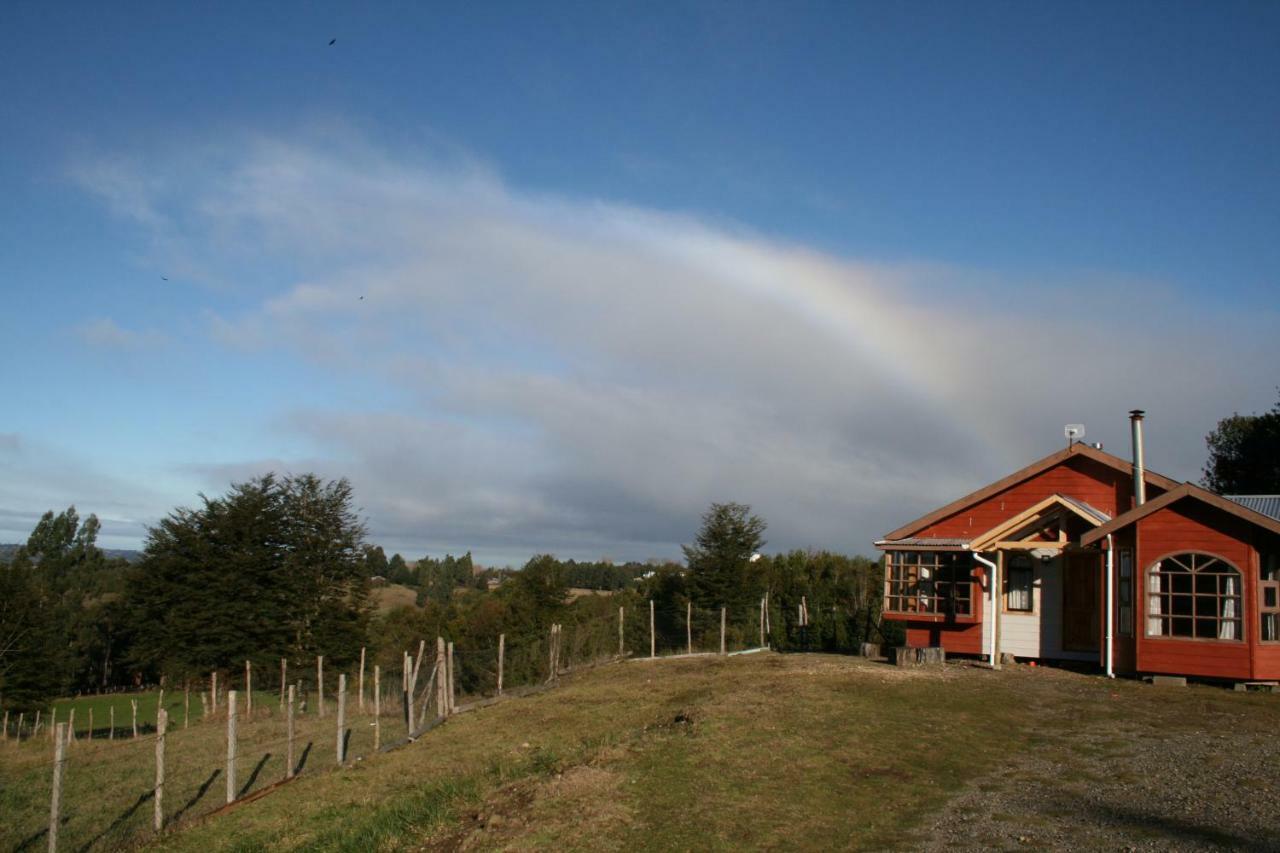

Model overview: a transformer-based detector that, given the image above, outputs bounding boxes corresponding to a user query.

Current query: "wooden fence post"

[225,690,238,804]
[48,708,54,742]
[34,709,42,739]
[317,656,325,718]
[2,710,7,741]
[184,684,190,729]
[131,699,139,739]
[405,651,415,730]
[435,638,446,718]
[296,679,304,714]
[67,709,75,744]
[497,633,505,695]
[687,601,692,655]
[410,639,425,724]
[88,709,93,741]
[373,666,381,751]
[401,652,410,730]
[280,658,287,711]
[336,673,346,765]
[720,607,727,655]
[108,707,113,740]
[17,712,24,742]
[49,722,67,853]
[154,708,167,832]
[286,685,295,779]
[756,597,763,647]
[548,625,556,681]
[358,646,366,713]
[650,600,655,659]
[447,642,455,713]
[618,606,624,656]
[211,671,217,712]
[245,661,252,719]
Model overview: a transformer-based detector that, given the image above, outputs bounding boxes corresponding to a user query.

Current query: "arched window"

[1146,553,1242,641]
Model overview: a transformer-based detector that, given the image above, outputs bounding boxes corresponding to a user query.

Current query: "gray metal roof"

[1057,494,1112,524]
[1226,495,1280,522]
[875,537,970,549]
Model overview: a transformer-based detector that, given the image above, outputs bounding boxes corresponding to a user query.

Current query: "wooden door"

[1062,552,1100,652]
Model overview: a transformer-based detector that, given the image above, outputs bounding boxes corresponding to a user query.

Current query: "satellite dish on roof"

[1065,424,1085,447]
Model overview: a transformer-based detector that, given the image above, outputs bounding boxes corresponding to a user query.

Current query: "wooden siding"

[1135,501,1255,680]
[905,622,984,654]
[916,456,1133,540]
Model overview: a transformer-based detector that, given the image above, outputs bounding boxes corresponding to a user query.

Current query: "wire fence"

[0,602,787,851]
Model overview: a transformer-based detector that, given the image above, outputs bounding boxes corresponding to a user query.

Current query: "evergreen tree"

[683,502,766,611]
[0,554,64,709]
[386,553,411,584]
[364,545,389,579]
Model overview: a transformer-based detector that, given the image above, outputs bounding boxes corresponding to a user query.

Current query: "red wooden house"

[875,412,1280,681]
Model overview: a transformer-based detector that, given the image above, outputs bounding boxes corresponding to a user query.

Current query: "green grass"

[5,654,1280,851]
[45,689,281,737]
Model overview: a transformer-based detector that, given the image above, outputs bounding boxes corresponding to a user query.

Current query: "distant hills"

[0,543,144,563]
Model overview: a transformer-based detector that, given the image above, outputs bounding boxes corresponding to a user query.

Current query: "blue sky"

[2,2,1278,562]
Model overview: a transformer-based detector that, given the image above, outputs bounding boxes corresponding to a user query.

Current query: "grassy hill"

[4,654,1280,851]
[370,582,420,612]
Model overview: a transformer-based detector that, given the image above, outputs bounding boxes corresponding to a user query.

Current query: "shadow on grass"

[239,753,272,798]
[13,817,65,853]
[75,788,153,852]
[295,741,313,776]
[171,769,221,823]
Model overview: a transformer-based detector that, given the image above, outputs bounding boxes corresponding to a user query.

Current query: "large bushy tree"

[683,502,766,610]
[1203,392,1280,494]
[127,473,370,681]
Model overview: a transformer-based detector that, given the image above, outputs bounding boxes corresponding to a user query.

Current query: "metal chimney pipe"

[1129,410,1146,506]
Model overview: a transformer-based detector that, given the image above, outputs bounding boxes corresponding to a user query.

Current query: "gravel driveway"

[918,669,1280,851]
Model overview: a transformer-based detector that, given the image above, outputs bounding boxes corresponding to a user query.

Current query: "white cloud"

[0,434,168,549]
[76,317,167,350]
[66,129,1280,561]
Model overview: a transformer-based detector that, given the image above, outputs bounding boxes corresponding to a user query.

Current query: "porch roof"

[874,536,970,550]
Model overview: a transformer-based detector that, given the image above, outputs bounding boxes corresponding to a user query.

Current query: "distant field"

[371,583,419,612]
[567,587,617,600]
[7,655,1280,851]
[43,689,283,736]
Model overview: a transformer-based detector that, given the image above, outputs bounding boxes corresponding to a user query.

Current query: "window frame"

[1144,551,1244,643]
[1005,554,1034,613]
[1260,553,1280,643]
[883,551,976,619]
[1117,548,1134,638]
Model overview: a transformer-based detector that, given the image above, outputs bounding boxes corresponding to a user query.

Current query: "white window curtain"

[1220,574,1238,640]
[1147,562,1163,635]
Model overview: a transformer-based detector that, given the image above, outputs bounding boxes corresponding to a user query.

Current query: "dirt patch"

[431,765,633,851]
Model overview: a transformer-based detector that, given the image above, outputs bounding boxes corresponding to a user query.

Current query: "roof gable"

[883,444,1177,542]
[968,493,1110,550]
[1081,482,1280,546]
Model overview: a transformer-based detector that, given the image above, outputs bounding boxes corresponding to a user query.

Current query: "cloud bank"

[67,129,1280,563]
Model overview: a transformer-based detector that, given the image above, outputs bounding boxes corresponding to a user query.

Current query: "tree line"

[0,482,889,713]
